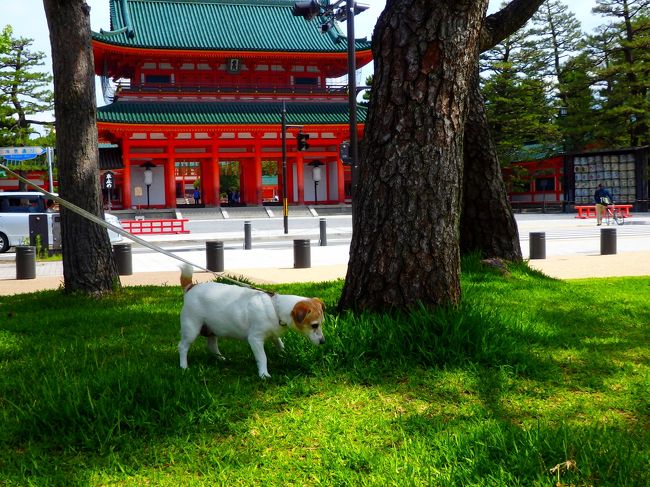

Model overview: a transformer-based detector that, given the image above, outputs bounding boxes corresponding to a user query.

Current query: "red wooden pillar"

[241,152,261,205]
[200,157,211,205]
[240,158,250,204]
[208,138,220,206]
[122,138,132,209]
[165,157,176,208]
[323,158,331,203]
[336,137,346,204]
[253,141,263,205]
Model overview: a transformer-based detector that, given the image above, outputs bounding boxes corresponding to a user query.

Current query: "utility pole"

[282,102,289,234]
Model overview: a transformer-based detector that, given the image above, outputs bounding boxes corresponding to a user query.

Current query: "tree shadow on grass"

[1,269,648,485]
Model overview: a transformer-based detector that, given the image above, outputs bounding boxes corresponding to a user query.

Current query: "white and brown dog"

[178,264,326,378]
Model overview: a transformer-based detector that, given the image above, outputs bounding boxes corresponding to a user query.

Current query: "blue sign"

[0,146,46,162]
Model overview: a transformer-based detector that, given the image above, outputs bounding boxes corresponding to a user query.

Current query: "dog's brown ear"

[291,301,311,325]
[313,298,325,313]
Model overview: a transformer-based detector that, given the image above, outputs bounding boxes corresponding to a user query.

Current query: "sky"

[2,0,601,120]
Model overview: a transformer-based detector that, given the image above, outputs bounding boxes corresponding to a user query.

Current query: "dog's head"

[290,298,326,345]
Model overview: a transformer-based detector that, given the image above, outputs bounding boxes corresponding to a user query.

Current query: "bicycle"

[605,205,626,226]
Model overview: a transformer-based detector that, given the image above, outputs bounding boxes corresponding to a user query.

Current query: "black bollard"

[293,239,311,268]
[16,246,36,280]
[600,228,617,255]
[529,232,546,260]
[319,217,327,246]
[244,220,252,250]
[112,243,133,275]
[206,240,224,272]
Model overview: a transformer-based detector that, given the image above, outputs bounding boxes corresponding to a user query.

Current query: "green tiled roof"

[97,100,367,125]
[93,0,372,53]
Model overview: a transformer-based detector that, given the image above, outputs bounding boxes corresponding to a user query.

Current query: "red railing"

[574,204,633,219]
[121,218,190,234]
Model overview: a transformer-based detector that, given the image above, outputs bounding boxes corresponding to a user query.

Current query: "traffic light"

[297,131,310,151]
[292,1,321,21]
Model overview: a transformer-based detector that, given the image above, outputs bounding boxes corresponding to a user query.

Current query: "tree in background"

[557,53,599,150]
[0,26,54,189]
[0,26,53,146]
[43,0,119,294]
[590,0,650,146]
[527,0,589,149]
[459,0,545,263]
[528,0,583,85]
[0,27,11,142]
[480,3,566,164]
[481,30,559,165]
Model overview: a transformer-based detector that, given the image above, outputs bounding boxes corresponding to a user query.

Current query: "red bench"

[574,204,633,219]
[121,218,190,234]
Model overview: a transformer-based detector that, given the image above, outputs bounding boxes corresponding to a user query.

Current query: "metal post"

[600,228,617,255]
[206,240,224,272]
[529,232,546,260]
[112,243,133,275]
[281,102,289,234]
[293,239,311,268]
[16,246,36,280]
[244,220,252,250]
[47,147,54,192]
[319,217,327,246]
[347,0,359,209]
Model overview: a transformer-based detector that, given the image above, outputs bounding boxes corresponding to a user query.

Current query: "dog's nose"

[319,337,326,345]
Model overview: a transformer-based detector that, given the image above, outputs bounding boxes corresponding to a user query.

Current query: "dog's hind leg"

[178,321,201,369]
[206,336,226,361]
[247,336,271,379]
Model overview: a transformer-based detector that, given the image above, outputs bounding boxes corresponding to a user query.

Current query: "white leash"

[0,162,270,291]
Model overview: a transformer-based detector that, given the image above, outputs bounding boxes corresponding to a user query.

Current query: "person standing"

[594,183,614,226]
[193,188,201,205]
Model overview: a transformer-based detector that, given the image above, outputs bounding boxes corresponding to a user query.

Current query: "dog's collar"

[270,293,289,327]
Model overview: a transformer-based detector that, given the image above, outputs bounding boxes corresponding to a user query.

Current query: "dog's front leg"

[247,336,270,379]
[272,336,285,353]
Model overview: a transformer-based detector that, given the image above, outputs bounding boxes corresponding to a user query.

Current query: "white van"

[0,192,123,253]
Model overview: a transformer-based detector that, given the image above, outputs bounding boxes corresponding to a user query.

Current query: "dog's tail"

[180,263,195,293]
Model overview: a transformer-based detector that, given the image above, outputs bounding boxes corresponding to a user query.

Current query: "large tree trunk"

[461,68,522,261]
[459,0,544,261]
[43,0,119,294]
[339,0,489,312]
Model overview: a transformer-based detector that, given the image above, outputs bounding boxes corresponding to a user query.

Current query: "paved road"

[1,212,649,269]
[1,212,649,294]
[515,213,650,257]
[144,212,650,254]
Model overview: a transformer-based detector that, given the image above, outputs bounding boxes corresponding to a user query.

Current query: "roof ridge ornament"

[101,0,136,39]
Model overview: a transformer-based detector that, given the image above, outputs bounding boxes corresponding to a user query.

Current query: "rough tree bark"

[460,0,545,261]
[339,0,489,312]
[460,68,522,261]
[43,0,119,294]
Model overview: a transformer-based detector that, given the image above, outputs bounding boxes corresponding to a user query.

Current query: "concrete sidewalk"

[1,249,648,296]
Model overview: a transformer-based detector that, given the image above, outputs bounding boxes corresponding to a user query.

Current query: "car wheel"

[0,232,9,253]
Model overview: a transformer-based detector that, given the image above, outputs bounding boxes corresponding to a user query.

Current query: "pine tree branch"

[481,0,546,52]
[25,119,54,126]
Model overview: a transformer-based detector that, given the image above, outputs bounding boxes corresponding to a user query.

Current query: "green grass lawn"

[1,257,648,486]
